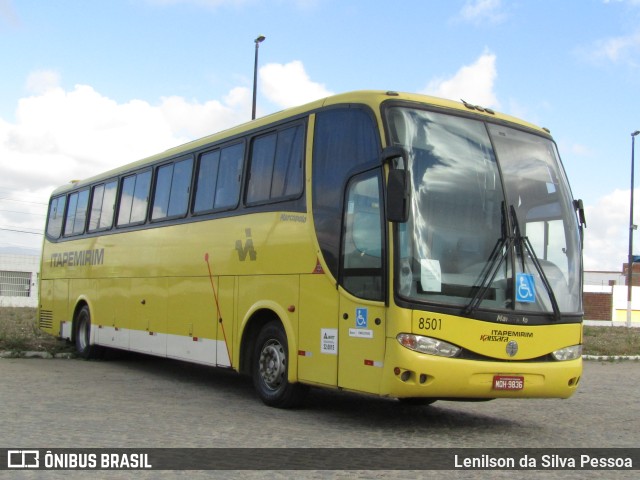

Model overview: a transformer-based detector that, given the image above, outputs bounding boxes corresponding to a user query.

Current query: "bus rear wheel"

[252,321,307,408]
[75,305,102,359]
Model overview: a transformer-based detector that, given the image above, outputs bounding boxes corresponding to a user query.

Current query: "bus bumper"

[380,338,582,400]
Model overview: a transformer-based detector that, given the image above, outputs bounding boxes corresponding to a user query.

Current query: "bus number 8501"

[417,317,442,331]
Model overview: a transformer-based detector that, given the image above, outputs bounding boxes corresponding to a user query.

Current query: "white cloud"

[260,61,333,109]
[458,0,507,25]
[422,52,499,108]
[569,143,593,157]
[159,90,250,139]
[583,189,635,271]
[0,79,247,249]
[25,70,61,95]
[223,86,250,108]
[1,82,256,194]
[0,63,327,250]
[589,31,640,64]
[2,62,324,198]
[6,85,177,188]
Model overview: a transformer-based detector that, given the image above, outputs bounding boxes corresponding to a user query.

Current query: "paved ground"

[1,356,638,479]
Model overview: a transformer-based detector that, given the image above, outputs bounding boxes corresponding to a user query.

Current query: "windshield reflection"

[386,107,582,317]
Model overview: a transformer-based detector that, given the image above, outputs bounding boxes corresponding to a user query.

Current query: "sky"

[0,0,639,272]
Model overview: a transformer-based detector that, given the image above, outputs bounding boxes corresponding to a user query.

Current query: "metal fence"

[0,270,32,298]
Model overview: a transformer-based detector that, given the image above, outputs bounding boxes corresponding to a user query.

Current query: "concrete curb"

[0,351,76,359]
[582,355,640,361]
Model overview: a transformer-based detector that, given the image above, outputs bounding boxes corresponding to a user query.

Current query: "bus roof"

[49,90,548,196]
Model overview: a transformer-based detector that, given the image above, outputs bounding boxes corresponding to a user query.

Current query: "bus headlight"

[397,333,461,358]
[551,345,582,361]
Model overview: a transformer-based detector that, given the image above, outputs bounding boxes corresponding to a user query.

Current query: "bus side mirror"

[382,146,410,223]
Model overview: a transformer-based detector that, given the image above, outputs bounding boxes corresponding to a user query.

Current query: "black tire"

[252,321,308,408]
[74,305,102,359]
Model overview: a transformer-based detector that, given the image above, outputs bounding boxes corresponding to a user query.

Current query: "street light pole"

[627,130,640,327]
[252,35,266,120]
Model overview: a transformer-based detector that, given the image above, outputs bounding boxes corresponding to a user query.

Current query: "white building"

[583,268,640,325]
[0,254,40,308]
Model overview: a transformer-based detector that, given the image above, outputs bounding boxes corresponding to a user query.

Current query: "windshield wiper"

[464,203,512,315]
[464,204,562,321]
[510,205,561,322]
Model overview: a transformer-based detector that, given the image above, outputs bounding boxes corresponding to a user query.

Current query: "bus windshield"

[387,107,582,317]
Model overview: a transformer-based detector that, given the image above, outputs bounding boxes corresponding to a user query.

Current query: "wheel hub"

[258,339,286,389]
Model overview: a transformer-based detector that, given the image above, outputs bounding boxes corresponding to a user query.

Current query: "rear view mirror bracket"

[382,146,410,223]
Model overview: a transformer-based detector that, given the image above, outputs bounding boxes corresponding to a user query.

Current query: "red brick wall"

[622,263,640,286]
[583,292,612,321]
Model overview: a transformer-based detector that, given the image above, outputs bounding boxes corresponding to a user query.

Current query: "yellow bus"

[38,91,585,408]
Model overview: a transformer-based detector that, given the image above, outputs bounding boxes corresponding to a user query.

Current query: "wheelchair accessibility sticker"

[350,307,373,339]
[516,273,536,303]
[355,308,368,328]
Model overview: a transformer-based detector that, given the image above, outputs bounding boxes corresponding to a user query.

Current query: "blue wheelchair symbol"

[516,273,536,303]
[355,308,368,328]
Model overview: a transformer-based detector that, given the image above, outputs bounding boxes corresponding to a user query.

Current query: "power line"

[0,227,43,235]
[0,197,48,206]
[0,209,46,217]
[0,187,50,203]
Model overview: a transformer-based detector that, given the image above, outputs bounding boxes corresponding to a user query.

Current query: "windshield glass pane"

[489,124,582,313]
[387,107,582,316]
[389,108,508,309]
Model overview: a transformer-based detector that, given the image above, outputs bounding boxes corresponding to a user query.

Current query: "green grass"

[0,307,74,354]
[582,325,640,357]
[1,307,639,357]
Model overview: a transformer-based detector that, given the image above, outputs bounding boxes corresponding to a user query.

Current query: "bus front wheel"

[252,321,307,408]
[75,306,102,359]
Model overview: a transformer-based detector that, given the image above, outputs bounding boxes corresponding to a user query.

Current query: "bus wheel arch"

[239,310,272,376]
[238,307,296,375]
[240,309,308,408]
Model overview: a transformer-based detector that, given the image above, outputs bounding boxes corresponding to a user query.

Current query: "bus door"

[337,171,386,393]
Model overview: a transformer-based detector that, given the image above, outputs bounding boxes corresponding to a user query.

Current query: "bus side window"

[271,124,304,198]
[194,142,244,214]
[246,124,304,205]
[215,143,244,209]
[152,157,193,220]
[64,189,89,236]
[247,133,277,204]
[341,171,384,301]
[312,107,380,280]
[88,180,117,232]
[46,195,67,239]
[117,170,152,226]
[194,149,221,213]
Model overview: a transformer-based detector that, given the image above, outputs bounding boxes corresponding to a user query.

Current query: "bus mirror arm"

[573,198,586,250]
[381,146,407,166]
[381,146,410,223]
[573,199,586,229]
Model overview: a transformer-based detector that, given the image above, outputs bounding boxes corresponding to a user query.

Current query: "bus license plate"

[493,375,524,391]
